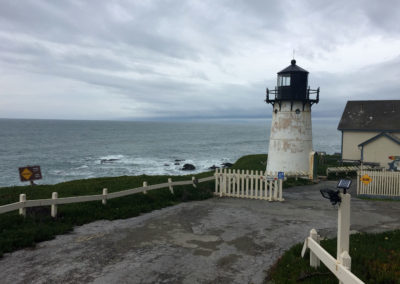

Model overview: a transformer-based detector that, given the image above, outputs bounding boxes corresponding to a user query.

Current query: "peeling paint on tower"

[265,60,319,177]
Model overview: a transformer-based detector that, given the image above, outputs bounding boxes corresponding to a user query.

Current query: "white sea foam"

[1,119,341,187]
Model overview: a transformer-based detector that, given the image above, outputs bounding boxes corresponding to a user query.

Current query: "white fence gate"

[214,169,283,201]
[357,169,400,197]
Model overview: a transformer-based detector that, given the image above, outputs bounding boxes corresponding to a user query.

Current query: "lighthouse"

[265,59,319,177]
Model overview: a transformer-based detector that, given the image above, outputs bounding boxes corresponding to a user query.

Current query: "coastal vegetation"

[266,230,400,283]
[1,153,397,282]
[0,172,214,257]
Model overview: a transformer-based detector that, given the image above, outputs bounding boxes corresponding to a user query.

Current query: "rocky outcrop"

[221,162,233,168]
[181,164,196,171]
[209,165,220,170]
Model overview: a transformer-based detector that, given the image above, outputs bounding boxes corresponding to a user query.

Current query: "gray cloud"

[0,0,399,120]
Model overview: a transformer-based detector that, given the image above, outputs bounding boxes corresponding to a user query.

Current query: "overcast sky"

[1,0,399,120]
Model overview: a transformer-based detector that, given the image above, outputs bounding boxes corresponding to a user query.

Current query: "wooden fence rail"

[0,175,215,217]
[326,165,378,176]
[357,169,400,197]
[214,168,283,201]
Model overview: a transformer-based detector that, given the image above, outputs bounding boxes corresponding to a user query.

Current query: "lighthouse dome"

[276,60,309,101]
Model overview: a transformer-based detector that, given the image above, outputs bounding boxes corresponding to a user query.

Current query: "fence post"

[274,179,278,200]
[337,193,351,264]
[19,194,26,217]
[222,169,227,197]
[278,179,284,201]
[339,251,352,284]
[102,188,108,205]
[310,228,320,268]
[168,178,174,194]
[51,192,58,218]
[192,176,197,188]
[215,169,219,196]
[219,169,223,197]
[268,180,273,201]
[143,181,148,194]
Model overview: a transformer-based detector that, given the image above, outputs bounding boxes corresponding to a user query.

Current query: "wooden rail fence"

[0,175,215,218]
[326,165,378,176]
[357,169,400,197]
[214,168,283,201]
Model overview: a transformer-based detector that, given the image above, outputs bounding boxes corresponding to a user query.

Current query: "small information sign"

[360,174,372,185]
[19,166,42,182]
[278,172,285,180]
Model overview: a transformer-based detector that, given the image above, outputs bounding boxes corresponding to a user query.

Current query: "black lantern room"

[265,59,319,110]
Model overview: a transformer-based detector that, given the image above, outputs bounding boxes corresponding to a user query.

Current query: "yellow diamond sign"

[21,168,33,180]
[361,174,372,185]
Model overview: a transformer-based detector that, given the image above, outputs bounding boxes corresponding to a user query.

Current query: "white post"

[51,192,58,218]
[278,179,284,201]
[102,188,108,205]
[168,178,174,194]
[340,250,351,270]
[273,179,278,200]
[268,180,273,201]
[337,193,351,272]
[143,181,148,194]
[339,250,352,284]
[192,176,197,188]
[219,169,223,197]
[223,169,227,197]
[337,193,351,256]
[310,228,320,268]
[19,193,26,217]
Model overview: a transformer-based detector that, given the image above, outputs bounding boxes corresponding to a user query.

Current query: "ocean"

[0,118,341,187]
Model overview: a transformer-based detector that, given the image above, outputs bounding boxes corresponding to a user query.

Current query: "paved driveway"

[1,181,399,283]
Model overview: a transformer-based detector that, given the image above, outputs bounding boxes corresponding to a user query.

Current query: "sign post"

[18,166,42,185]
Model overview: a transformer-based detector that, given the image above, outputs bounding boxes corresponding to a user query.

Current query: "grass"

[266,230,400,283]
[232,154,267,171]
[0,154,273,257]
[0,171,214,257]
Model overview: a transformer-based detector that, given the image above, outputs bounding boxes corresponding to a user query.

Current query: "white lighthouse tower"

[265,60,319,177]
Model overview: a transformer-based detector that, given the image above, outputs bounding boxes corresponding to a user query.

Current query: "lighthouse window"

[278,75,291,86]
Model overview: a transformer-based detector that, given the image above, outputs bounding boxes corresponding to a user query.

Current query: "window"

[278,75,291,87]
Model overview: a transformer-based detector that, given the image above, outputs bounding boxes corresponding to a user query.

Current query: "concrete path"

[1,181,399,283]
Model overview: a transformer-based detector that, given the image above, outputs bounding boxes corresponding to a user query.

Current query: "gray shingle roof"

[338,100,400,131]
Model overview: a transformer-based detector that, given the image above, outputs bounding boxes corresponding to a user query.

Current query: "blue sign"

[278,172,284,180]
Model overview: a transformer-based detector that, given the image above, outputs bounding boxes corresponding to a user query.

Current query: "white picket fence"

[0,175,215,218]
[214,168,283,201]
[357,169,400,197]
[302,194,364,284]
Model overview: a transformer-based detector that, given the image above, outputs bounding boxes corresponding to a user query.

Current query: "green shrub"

[267,230,400,283]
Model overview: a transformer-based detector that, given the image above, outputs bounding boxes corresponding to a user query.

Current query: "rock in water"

[221,162,233,168]
[209,165,220,170]
[101,159,119,164]
[181,164,196,171]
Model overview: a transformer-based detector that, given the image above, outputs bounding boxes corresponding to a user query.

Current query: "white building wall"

[342,131,378,161]
[266,101,313,176]
[342,131,400,162]
[363,136,400,168]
